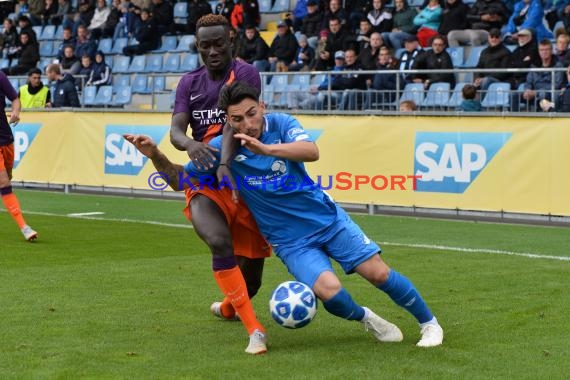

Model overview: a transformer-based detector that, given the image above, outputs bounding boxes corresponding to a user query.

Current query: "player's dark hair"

[196,14,229,33]
[218,81,260,111]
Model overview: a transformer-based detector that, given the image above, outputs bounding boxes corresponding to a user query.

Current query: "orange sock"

[2,192,27,228]
[220,297,236,319]
[213,266,264,335]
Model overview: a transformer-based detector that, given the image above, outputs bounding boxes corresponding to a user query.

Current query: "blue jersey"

[183,112,338,246]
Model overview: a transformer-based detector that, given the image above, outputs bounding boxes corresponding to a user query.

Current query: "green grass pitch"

[1,190,569,379]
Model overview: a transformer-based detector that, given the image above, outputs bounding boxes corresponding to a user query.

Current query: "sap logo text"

[105,125,169,175]
[13,123,41,169]
[414,132,511,193]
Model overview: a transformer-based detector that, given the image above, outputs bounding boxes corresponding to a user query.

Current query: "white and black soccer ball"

[269,281,317,329]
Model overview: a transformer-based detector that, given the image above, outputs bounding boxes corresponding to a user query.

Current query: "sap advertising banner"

[12,123,42,169]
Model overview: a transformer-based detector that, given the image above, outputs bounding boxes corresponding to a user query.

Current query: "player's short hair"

[218,81,260,111]
[46,63,61,75]
[196,14,229,33]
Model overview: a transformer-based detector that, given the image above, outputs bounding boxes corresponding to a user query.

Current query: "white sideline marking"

[379,241,570,262]
[67,212,106,217]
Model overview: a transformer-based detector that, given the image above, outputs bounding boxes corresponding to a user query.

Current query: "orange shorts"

[184,186,271,259]
[0,144,14,172]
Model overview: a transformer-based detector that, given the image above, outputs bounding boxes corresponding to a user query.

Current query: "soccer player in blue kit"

[125,81,444,347]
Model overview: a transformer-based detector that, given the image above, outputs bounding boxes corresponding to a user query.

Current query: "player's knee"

[204,235,234,257]
[313,271,342,301]
[246,279,261,298]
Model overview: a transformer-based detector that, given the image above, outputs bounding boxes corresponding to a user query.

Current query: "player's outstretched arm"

[234,133,319,162]
[170,112,219,170]
[123,134,188,191]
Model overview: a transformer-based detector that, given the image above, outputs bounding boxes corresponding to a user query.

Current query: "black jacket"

[236,32,269,63]
[269,30,298,62]
[439,0,470,35]
[53,73,81,107]
[476,43,511,80]
[467,0,510,30]
[412,49,455,87]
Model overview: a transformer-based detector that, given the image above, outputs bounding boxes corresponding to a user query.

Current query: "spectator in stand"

[359,32,383,70]
[413,0,442,47]
[411,35,455,88]
[15,0,29,19]
[367,0,393,34]
[229,0,243,31]
[448,0,510,47]
[310,29,328,69]
[438,0,470,41]
[313,17,355,70]
[458,84,482,111]
[346,0,371,32]
[17,15,39,47]
[73,25,96,61]
[336,48,368,110]
[399,99,417,111]
[88,0,111,38]
[503,0,553,43]
[301,0,322,49]
[0,0,14,23]
[540,64,570,111]
[187,0,213,34]
[288,34,315,71]
[370,46,399,106]
[241,0,259,29]
[3,31,40,75]
[321,0,347,31]
[150,0,173,36]
[215,0,233,24]
[27,0,45,26]
[382,0,418,50]
[73,0,96,34]
[75,53,93,89]
[95,0,121,38]
[49,0,73,27]
[45,63,81,107]
[510,28,540,89]
[86,50,112,87]
[356,18,373,54]
[56,26,75,60]
[292,0,308,31]
[554,32,570,66]
[519,39,564,109]
[60,44,79,73]
[18,68,51,108]
[40,0,59,27]
[0,19,18,59]
[235,24,270,72]
[399,34,424,83]
[123,8,159,55]
[561,4,570,35]
[268,21,299,72]
[474,28,512,91]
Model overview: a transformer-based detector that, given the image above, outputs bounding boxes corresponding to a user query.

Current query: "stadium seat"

[112,86,132,107]
[112,55,131,73]
[93,85,113,106]
[173,2,188,24]
[462,45,486,68]
[149,75,166,92]
[39,25,56,40]
[310,73,326,86]
[39,57,52,71]
[481,82,511,109]
[98,38,113,55]
[111,38,129,55]
[8,78,19,90]
[54,25,64,40]
[82,86,97,106]
[0,58,9,69]
[163,53,181,72]
[32,25,43,38]
[172,35,196,52]
[397,83,425,106]
[271,0,290,12]
[290,74,311,88]
[422,82,450,108]
[144,54,163,72]
[104,54,113,69]
[169,89,176,108]
[132,74,150,93]
[270,74,289,87]
[262,84,274,105]
[127,55,146,73]
[39,41,54,57]
[446,46,464,68]
[259,0,272,12]
[153,35,178,53]
[112,75,130,93]
[447,82,469,108]
[181,53,199,71]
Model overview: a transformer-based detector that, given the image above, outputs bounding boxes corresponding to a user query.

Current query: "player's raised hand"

[123,134,158,158]
[216,163,239,203]
[234,133,269,155]
[186,140,219,170]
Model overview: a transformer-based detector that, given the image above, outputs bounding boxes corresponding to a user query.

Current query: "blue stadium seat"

[39,25,56,40]
[153,35,178,53]
[132,74,150,93]
[39,57,52,71]
[32,25,43,38]
[173,2,188,23]
[447,82,468,108]
[98,38,113,55]
[127,55,146,73]
[462,45,486,68]
[112,75,130,93]
[149,75,166,92]
[144,54,163,72]
[262,84,274,104]
[39,41,54,57]
[113,55,131,73]
[310,73,326,86]
[104,54,113,69]
[82,86,97,106]
[93,85,113,106]
[111,38,129,55]
[397,83,425,106]
[54,25,64,40]
[271,0,290,12]
[481,82,511,109]
[172,35,196,52]
[181,53,199,71]
[259,0,272,12]
[290,74,311,88]
[163,53,181,72]
[446,46,464,68]
[421,82,450,108]
[0,58,9,69]
[8,78,19,90]
[169,89,176,108]
[270,74,289,87]
[112,86,132,107]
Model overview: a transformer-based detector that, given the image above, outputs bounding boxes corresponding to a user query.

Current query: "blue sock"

[378,270,434,324]
[323,288,365,321]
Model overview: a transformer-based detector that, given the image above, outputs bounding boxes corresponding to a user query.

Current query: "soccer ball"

[269,281,317,328]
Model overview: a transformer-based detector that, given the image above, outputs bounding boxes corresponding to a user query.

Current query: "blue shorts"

[273,206,381,288]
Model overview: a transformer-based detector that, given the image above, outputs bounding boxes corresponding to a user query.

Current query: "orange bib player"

[169,14,269,354]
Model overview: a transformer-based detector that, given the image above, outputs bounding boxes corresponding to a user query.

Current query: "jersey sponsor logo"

[234,154,247,162]
[105,125,169,175]
[192,108,226,126]
[414,132,512,193]
[13,123,42,169]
